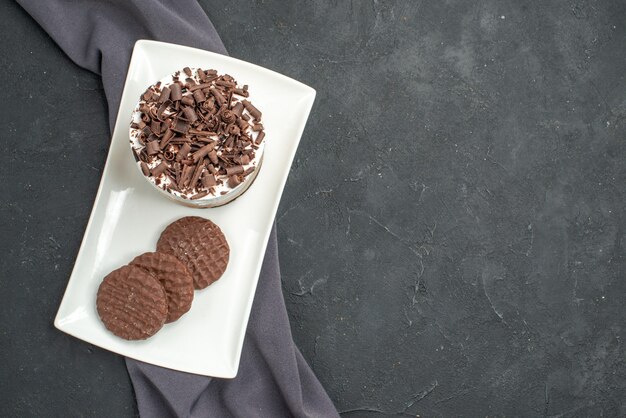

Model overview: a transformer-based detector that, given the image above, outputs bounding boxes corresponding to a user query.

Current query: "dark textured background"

[2,1,625,416]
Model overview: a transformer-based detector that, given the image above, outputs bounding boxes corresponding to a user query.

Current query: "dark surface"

[2,0,625,416]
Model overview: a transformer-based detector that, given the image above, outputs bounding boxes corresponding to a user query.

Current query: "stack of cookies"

[96,216,229,340]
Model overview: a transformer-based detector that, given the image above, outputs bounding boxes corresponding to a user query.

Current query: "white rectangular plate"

[55,40,316,378]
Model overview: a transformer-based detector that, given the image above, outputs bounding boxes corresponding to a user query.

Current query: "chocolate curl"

[226,124,240,136]
[197,137,217,144]
[185,78,197,90]
[243,166,255,177]
[191,191,209,200]
[202,172,217,188]
[163,150,175,161]
[157,100,171,119]
[181,96,195,106]
[242,100,262,120]
[208,149,218,165]
[226,165,244,176]
[207,164,218,174]
[173,162,181,184]
[151,162,168,177]
[172,119,190,134]
[182,107,198,123]
[158,86,171,103]
[253,123,264,132]
[193,89,206,103]
[170,83,182,101]
[233,88,249,97]
[203,97,216,112]
[197,68,207,82]
[183,67,192,77]
[189,129,217,136]
[180,164,194,188]
[189,160,205,190]
[237,118,249,131]
[221,109,236,124]
[166,174,180,192]
[176,143,191,161]
[210,87,226,107]
[146,140,160,155]
[215,79,236,88]
[240,154,251,165]
[148,106,159,121]
[205,115,219,131]
[191,142,215,162]
[150,120,161,135]
[228,175,241,188]
[140,162,150,176]
[189,82,213,92]
[232,102,244,117]
[159,129,175,149]
[255,131,265,145]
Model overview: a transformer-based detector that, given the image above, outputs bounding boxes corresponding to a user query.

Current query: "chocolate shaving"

[191,191,209,200]
[197,68,207,82]
[232,102,244,117]
[226,165,244,176]
[242,100,262,120]
[176,143,191,161]
[150,120,161,135]
[140,162,150,176]
[170,83,182,101]
[208,149,218,165]
[172,119,190,134]
[157,100,171,119]
[189,160,205,190]
[210,87,226,107]
[151,162,168,177]
[159,129,175,149]
[189,82,213,92]
[228,175,241,188]
[183,107,198,123]
[233,88,249,97]
[191,143,215,162]
[180,164,194,188]
[202,172,217,188]
[146,140,160,155]
[158,86,171,103]
[181,96,195,106]
[193,89,206,103]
